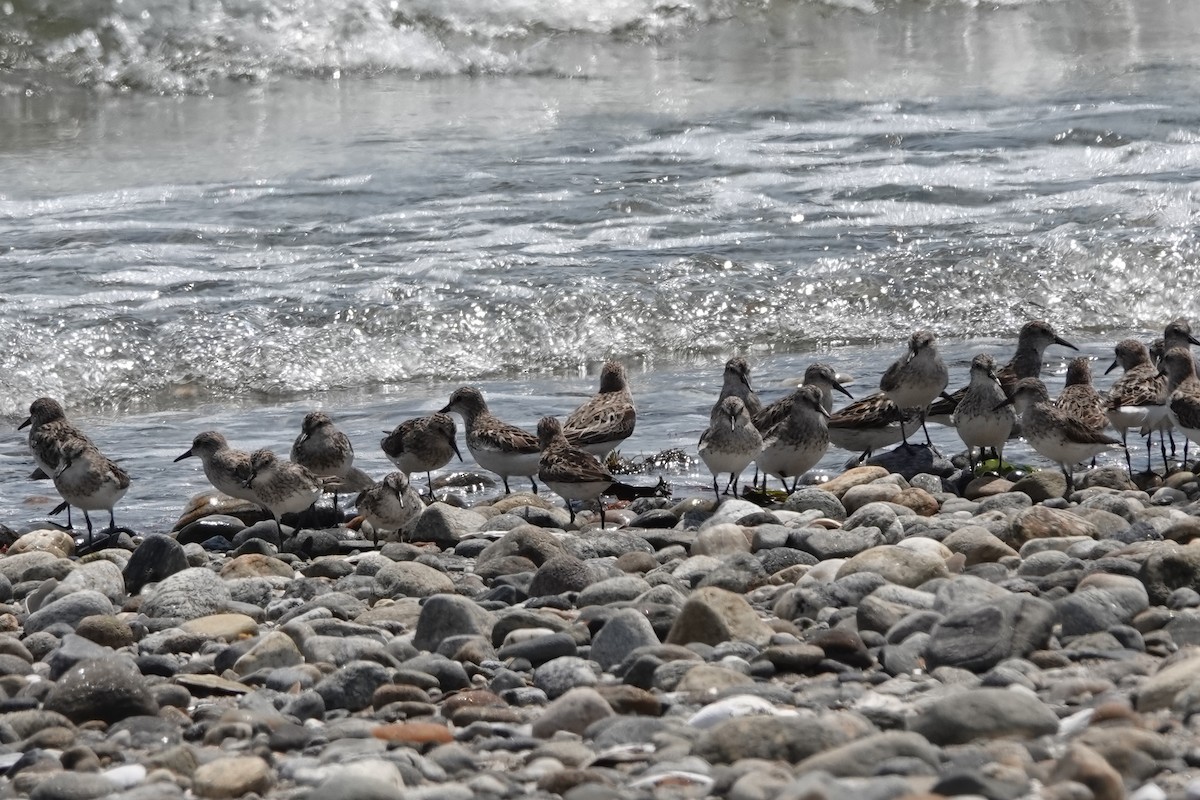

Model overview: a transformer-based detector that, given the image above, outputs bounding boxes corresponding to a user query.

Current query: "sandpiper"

[827,393,919,461]
[381,413,463,498]
[1105,338,1169,473]
[1001,378,1122,495]
[291,411,355,510]
[52,439,131,545]
[563,360,637,457]
[753,363,853,434]
[174,431,260,504]
[19,397,93,528]
[880,330,948,446]
[699,396,763,500]
[537,416,620,527]
[929,320,1077,423]
[1160,347,1200,451]
[355,471,425,545]
[951,353,1015,474]
[714,357,762,418]
[244,449,324,537]
[1055,356,1109,434]
[756,384,830,494]
[441,387,541,494]
[1163,317,1200,355]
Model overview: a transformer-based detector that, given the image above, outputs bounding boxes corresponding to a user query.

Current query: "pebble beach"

[1,451,1200,800]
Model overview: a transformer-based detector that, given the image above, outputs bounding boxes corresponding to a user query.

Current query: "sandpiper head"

[441,387,487,418]
[382,471,410,500]
[248,448,279,474]
[969,353,999,381]
[20,397,66,430]
[428,413,463,460]
[1107,338,1150,374]
[723,357,752,389]
[1164,317,1200,350]
[537,416,565,449]
[1159,347,1197,387]
[792,384,831,419]
[715,395,748,429]
[598,361,629,393]
[1001,377,1050,412]
[1018,320,1076,352]
[804,363,853,399]
[299,411,334,437]
[1063,356,1093,387]
[908,330,937,354]
[176,430,229,461]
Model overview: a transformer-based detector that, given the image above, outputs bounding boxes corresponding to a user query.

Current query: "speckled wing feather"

[563,392,636,447]
[1170,392,1200,431]
[471,414,542,456]
[1106,365,1166,409]
[538,441,615,486]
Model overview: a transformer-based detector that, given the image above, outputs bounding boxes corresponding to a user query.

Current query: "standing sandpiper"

[52,439,131,545]
[356,471,425,545]
[381,413,463,498]
[756,385,830,494]
[244,449,324,537]
[699,396,762,500]
[1105,339,1169,473]
[951,353,1015,474]
[880,330,948,447]
[291,411,356,511]
[563,360,637,457]
[441,387,541,495]
[1001,378,1122,496]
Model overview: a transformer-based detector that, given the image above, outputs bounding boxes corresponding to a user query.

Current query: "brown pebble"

[372,683,433,709]
[594,685,662,716]
[372,721,454,745]
[537,768,613,795]
[441,689,505,715]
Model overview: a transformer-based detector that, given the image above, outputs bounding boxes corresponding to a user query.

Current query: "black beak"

[174,449,194,463]
[439,404,452,414]
[451,439,464,462]
[1189,333,1200,347]
[816,405,831,420]
[1054,335,1078,350]
[18,417,31,431]
[833,381,853,400]
[1104,358,1119,375]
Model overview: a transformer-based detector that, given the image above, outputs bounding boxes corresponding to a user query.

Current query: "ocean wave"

[1,0,762,92]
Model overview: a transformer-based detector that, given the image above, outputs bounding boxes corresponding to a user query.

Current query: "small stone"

[232,631,304,676]
[43,658,158,724]
[373,561,455,599]
[590,609,660,671]
[74,615,134,649]
[909,687,1060,745]
[1012,471,1068,502]
[372,721,454,745]
[219,553,293,579]
[9,529,74,559]
[25,591,115,635]
[28,772,116,800]
[665,587,773,647]
[1050,743,1124,800]
[180,614,258,641]
[836,545,949,588]
[819,467,889,499]
[781,488,846,521]
[531,687,614,738]
[941,526,1018,565]
[140,568,232,621]
[408,503,487,547]
[192,756,273,798]
[412,595,496,652]
[529,555,594,596]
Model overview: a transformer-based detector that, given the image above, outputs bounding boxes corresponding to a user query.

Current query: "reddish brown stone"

[371,722,453,745]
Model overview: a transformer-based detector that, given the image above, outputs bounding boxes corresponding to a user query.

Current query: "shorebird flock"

[16,317,1200,542]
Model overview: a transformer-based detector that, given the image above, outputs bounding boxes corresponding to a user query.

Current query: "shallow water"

[1,0,1198,530]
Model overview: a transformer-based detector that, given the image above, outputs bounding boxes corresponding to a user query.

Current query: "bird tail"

[607,476,671,500]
